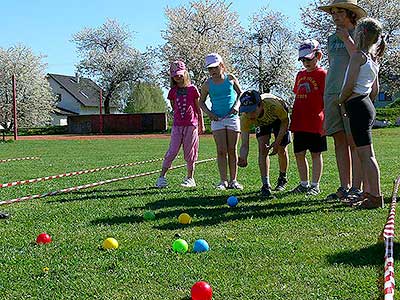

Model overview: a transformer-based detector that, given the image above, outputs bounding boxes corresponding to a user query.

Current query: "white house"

[47,73,118,125]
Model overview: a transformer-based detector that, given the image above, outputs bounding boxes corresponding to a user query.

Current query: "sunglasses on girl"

[299,56,316,62]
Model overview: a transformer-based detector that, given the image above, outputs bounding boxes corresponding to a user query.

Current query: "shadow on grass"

[326,242,385,267]
[91,193,347,228]
[48,186,187,204]
[326,242,400,300]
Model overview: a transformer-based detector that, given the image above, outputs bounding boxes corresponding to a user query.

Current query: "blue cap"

[239,90,261,113]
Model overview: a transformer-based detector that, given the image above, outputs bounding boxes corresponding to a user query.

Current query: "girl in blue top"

[200,53,243,190]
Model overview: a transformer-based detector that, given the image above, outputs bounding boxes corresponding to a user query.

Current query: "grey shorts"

[324,94,351,136]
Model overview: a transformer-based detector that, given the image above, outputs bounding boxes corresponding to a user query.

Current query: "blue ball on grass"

[227,196,238,207]
[193,239,210,253]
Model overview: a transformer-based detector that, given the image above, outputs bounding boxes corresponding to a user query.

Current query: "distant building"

[47,73,118,125]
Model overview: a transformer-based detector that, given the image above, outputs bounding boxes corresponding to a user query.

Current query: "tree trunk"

[104,94,111,114]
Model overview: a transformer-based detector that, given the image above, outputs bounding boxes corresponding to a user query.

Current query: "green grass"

[1,128,400,299]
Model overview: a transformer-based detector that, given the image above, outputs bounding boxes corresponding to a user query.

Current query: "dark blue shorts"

[293,132,327,153]
[255,119,291,146]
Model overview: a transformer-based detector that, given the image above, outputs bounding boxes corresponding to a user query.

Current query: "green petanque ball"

[172,238,188,253]
[143,211,155,221]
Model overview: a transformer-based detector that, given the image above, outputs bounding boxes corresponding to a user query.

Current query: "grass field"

[0,128,399,300]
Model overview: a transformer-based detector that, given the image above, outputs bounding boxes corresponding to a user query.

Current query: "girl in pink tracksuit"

[155,60,205,188]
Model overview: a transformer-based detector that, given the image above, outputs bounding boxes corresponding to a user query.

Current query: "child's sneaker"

[155,176,168,188]
[181,177,196,188]
[228,180,243,190]
[290,183,309,194]
[307,186,320,196]
[261,184,272,198]
[274,176,288,191]
[215,181,228,190]
[0,212,10,219]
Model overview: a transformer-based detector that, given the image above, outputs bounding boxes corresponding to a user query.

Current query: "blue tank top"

[208,75,237,118]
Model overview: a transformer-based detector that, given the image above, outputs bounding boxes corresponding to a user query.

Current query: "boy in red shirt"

[290,39,327,195]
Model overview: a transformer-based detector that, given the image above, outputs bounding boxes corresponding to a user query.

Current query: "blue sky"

[0,0,310,76]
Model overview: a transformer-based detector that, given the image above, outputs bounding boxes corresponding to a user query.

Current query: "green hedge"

[376,107,400,124]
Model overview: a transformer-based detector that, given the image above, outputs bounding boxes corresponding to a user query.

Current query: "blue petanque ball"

[193,239,210,253]
[227,196,238,207]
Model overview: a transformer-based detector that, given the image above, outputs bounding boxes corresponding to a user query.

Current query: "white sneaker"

[215,181,228,190]
[156,176,168,188]
[228,180,243,190]
[181,177,196,187]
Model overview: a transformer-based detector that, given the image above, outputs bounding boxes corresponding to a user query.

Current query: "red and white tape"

[0,158,215,206]
[383,176,400,300]
[0,157,164,189]
[0,156,39,163]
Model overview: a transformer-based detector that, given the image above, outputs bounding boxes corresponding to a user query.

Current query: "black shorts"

[293,132,327,153]
[345,95,376,147]
[255,119,291,146]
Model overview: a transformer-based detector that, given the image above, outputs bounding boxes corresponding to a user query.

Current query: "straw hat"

[318,0,367,20]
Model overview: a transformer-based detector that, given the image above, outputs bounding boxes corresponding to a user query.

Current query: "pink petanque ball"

[36,233,52,244]
[191,281,212,300]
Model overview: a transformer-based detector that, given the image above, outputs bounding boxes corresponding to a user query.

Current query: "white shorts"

[211,117,240,132]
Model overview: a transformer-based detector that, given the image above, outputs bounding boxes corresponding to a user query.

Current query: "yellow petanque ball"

[103,237,119,250]
[178,213,192,225]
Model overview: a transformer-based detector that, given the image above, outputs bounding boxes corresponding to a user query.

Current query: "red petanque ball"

[191,281,212,300]
[36,233,52,244]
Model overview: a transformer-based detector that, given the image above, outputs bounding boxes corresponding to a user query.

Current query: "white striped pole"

[0,156,39,164]
[0,157,164,189]
[383,175,400,300]
[0,158,215,206]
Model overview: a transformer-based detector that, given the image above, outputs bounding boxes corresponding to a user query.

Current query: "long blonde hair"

[170,70,191,88]
[355,17,386,58]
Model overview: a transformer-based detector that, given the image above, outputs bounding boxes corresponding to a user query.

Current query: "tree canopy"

[0,45,55,129]
[72,19,156,114]
[124,83,166,113]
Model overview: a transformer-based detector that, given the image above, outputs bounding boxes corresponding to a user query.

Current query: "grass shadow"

[90,193,348,228]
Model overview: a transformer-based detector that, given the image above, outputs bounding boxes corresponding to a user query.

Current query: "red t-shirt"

[290,67,327,135]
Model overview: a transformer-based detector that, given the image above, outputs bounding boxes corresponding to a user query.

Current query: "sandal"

[354,194,384,209]
[344,191,369,207]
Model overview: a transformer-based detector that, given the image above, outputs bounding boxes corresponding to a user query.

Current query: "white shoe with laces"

[215,181,228,190]
[155,176,168,188]
[181,177,196,188]
[228,180,243,190]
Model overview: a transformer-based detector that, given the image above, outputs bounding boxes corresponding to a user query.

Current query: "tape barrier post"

[0,158,216,206]
[0,157,39,164]
[0,157,165,189]
[383,176,400,300]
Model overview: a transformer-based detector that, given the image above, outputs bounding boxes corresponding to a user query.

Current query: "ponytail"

[376,34,387,58]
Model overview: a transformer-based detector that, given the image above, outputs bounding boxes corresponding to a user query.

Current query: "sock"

[261,176,270,186]
[300,181,309,187]
[311,182,319,188]
[279,172,287,178]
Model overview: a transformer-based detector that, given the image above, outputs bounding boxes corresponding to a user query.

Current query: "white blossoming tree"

[160,0,243,88]
[233,7,298,101]
[0,45,55,130]
[72,19,156,114]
